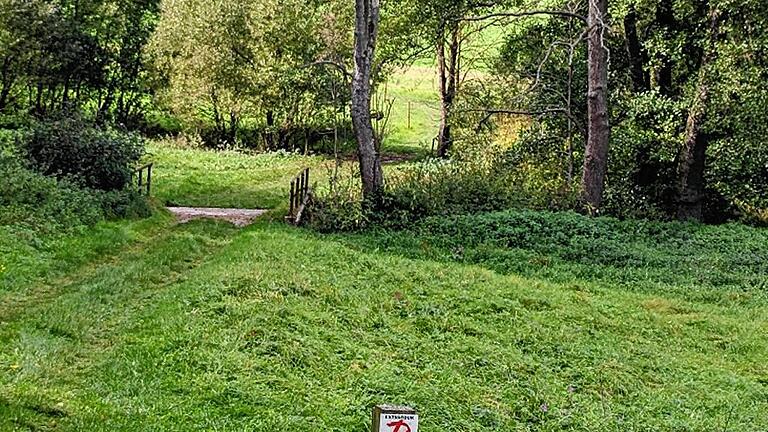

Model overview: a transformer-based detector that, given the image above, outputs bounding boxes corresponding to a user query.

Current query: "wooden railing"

[133,163,154,196]
[288,168,311,225]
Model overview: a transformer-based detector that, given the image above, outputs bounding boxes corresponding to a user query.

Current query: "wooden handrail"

[288,168,311,225]
[132,162,154,196]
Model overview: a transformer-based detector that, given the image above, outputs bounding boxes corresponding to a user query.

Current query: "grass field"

[1,141,767,431]
[147,142,326,210]
[384,66,440,156]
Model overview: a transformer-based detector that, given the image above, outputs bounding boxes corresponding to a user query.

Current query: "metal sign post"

[373,405,419,432]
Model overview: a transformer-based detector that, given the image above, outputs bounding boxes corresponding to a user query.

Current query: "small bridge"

[136,163,310,227]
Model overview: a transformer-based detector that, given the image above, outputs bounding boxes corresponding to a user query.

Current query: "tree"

[149,0,352,148]
[0,0,159,122]
[436,20,460,158]
[351,0,384,201]
[580,0,610,214]
[675,6,721,220]
[436,2,612,212]
[623,3,649,93]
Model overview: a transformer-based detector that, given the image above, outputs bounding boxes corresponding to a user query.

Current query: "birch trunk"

[351,0,384,202]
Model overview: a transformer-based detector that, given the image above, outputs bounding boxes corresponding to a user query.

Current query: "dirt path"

[167,207,268,227]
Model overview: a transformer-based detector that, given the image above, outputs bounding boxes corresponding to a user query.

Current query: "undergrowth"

[340,209,768,304]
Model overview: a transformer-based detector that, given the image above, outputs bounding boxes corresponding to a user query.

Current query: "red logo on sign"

[387,420,412,432]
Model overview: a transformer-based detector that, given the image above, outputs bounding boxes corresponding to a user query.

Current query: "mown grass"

[147,142,327,210]
[1,201,767,430]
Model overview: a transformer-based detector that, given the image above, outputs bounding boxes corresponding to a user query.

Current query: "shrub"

[0,156,103,232]
[379,158,528,225]
[0,129,19,157]
[307,158,534,232]
[0,152,152,242]
[307,131,582,232]
[21,113,145,191]
[305,163,369,232]
[97,189,153,220]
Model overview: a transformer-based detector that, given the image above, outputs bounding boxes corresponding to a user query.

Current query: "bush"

[0,156,103,232]
[97,189,153,220]
[0,152,151,241]
[307,131,581,232]
[305,163,369,232]
[21,113,145,191]
[307,158,534,232]
[0,129,19,157]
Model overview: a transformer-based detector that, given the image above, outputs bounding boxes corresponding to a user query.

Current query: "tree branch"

[464,107,585,134]
[303,60,353,81]
[464,10,587,23]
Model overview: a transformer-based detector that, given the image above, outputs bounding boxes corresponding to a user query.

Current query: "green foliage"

[21,113,145,191]
[0,153,149,285]
[379,158,527,226]
[306,163,370,233]
[97,189,153,220]
[602,92,684,219]
[148,0,353,149]
[309,130,581,232]
[1,154,150,230]
[0,0,160,123]
[1,127,150,279]
[465,0,768,222]
[0,156,103,232]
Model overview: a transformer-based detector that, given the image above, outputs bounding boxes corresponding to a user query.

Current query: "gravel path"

[167,207,268,227]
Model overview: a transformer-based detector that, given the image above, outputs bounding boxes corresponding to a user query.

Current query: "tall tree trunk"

[34,82,44,115]
[581,0,611,215]
[0,78,12,113]
[676,7,721,221]
[0,56,15,112]
[265,110,275,150]
[625,3,658,190]
[624,3,649,92]
[228,110,239,145]
[99,88,116,123]
[351,0,384,202]
[0,85,10,112]
[437,22,459,158]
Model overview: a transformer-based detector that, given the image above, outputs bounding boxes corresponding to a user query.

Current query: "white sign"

[379,413,419,432]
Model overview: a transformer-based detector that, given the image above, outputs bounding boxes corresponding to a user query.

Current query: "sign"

[379,413,419,432]
[373,405,419,432]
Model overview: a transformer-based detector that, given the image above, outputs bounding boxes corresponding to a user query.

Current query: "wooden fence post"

[407,101,412,130]
[146,164,153,196]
